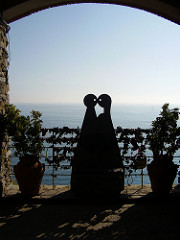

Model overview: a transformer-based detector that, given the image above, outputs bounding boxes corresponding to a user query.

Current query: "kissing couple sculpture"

[71,94,124,197]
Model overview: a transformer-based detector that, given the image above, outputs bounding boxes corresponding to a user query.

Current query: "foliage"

[4,104,44,157]
[147,103,180,160]
[0,105,19,144]
[43,127,80,169]
[43,126,149,172]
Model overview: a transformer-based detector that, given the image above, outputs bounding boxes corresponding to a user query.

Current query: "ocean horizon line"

[11,102,175,107]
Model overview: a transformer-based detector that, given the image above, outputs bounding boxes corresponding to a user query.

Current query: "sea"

[11,103,180,186]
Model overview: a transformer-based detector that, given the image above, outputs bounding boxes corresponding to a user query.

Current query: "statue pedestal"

[71,168,124,198]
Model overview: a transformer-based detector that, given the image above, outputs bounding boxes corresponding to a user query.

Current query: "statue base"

[71,168,124,198]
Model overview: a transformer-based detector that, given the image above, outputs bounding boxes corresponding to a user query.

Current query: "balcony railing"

[10,127,180,187]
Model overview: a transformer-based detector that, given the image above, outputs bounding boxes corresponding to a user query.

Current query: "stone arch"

[2,0,180,25]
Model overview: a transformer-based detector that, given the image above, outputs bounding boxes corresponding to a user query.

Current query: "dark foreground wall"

[0,18,12,197]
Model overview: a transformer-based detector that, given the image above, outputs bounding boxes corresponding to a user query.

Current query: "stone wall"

[0,18,12,197]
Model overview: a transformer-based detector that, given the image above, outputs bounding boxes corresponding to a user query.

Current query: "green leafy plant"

[4,104,44,157]
[147,103,180,160]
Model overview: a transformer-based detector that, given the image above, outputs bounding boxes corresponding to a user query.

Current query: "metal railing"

[10,146,151,187]
[10,127,180,187]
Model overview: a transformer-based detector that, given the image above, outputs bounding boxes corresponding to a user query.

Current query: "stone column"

[0,18,11,197]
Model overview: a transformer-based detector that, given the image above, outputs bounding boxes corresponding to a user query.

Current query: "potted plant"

[5,104,45,197]
[147,103,180,194]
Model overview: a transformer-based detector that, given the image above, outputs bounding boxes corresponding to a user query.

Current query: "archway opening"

[7,4,180,187]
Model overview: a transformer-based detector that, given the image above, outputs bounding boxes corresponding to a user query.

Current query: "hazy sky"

[8,3,180,104]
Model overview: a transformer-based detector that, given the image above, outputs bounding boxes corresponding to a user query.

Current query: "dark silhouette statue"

[71,94,124,197]
[96,94,123,169]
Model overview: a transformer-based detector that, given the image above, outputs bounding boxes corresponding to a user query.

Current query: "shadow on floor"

[1,190,180,240]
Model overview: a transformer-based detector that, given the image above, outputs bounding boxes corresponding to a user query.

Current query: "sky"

[8,3,180,105]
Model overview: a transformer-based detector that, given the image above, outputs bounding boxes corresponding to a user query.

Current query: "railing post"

[52,145,55,188]
[141,169,144,188]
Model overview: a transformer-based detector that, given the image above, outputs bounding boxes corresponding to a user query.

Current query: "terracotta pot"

[14,155,45,197]
[147,157,178,194]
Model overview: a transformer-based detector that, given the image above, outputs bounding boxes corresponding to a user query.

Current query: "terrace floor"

[4,184,153,201]
[1,184,180,240]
